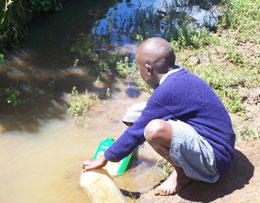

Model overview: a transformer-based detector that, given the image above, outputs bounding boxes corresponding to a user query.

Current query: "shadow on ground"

[178,149,254,202]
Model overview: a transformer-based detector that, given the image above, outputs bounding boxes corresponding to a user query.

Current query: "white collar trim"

[159,66,182,85]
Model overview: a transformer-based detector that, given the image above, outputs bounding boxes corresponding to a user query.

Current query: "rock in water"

[80,169,126,203]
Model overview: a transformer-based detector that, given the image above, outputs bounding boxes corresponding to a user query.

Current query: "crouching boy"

[82,37,235,196]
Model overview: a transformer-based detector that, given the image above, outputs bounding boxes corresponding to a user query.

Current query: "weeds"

[224,42,244,65]
[152,159,173,179]
[0,53,4,64]
[67,86,100,126]
[106,111,116,121]
[172,25,213,49]
[234,123,259,141]
[161,162,173,178]
[116,57,152,93]
[106,88,111,98]
[116,57,137,80]
[219,0,260,43]
[0,87,24,106]
[0,54,24,106]
[67,86,116,126]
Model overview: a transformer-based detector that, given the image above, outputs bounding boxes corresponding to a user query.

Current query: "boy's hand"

[81,154,107,173]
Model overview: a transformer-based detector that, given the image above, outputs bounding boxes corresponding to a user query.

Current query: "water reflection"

[0,0,121,132]
[92,0,221,44]
[0,0,221,133]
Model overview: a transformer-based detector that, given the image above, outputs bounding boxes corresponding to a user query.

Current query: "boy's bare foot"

[154,169,192,196]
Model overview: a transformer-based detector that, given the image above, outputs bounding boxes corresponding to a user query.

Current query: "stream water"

[0,0,219,202]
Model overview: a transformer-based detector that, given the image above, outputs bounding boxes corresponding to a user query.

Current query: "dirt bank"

[138,140,260,202]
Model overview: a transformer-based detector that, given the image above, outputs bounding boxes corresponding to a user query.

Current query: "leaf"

[0,54,4,64]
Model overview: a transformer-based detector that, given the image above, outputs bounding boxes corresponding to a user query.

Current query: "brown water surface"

[0,86,164,203]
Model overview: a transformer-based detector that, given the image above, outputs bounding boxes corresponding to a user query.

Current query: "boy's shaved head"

[135,37,175,74]
[135,37,176,89]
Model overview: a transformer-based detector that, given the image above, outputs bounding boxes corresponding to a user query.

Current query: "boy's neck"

[159,65,182,85]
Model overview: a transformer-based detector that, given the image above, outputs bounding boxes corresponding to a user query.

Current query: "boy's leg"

[144,119,192,196]
[144,119,219,196]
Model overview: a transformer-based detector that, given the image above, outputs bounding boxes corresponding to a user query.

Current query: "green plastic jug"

[93,137,136,176]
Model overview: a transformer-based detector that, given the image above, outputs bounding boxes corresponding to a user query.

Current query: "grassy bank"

[68,0,260,140]
[113,0,260,140]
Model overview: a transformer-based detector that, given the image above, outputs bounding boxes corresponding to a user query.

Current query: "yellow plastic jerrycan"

[80,169,126,203]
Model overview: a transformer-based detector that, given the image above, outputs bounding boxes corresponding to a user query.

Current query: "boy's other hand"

[81,154,107,173]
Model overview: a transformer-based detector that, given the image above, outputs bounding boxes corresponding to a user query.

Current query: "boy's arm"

[104,100,174,162]
[81,100,174,171]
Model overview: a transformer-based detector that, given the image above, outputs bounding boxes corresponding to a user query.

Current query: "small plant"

[0,54,4,64]
[234,123,259,141]
[116,57,137,79]
[0,87,24,106]
[151,159,173,180]
[106,111,115,121]
[161,162,173,178]
[106,88,111,98]
[73,58,79,67]
[116,57,153,93]
[67,86,100,126]
[224,43,244,65]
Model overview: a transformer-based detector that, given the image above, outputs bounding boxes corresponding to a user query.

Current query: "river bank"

[0,0,259,202]
[138,139,260,202]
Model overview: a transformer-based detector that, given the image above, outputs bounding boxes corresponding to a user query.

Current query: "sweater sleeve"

[104,99,174,162]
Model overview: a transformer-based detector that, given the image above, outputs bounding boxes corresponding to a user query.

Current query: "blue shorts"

[168,119,220,183]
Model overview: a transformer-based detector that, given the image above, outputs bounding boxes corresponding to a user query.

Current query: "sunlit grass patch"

[219,0,260,43]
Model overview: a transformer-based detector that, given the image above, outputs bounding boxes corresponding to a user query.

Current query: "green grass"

[114,0,260,141]
[220,0,260,43]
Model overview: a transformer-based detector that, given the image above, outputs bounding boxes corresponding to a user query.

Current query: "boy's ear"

[145,64,152,75]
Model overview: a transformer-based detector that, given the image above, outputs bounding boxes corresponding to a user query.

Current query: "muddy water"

[0,0,219,202]
[0,85,163,203]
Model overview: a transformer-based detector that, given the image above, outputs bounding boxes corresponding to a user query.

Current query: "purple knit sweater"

[104,68,235,175]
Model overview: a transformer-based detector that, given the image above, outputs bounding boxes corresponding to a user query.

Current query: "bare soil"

[138,140,260,202]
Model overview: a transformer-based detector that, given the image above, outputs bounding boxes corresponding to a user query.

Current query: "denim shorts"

[168,119,220,183]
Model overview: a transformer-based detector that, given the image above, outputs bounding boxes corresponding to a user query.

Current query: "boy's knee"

[144,119,167,141]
